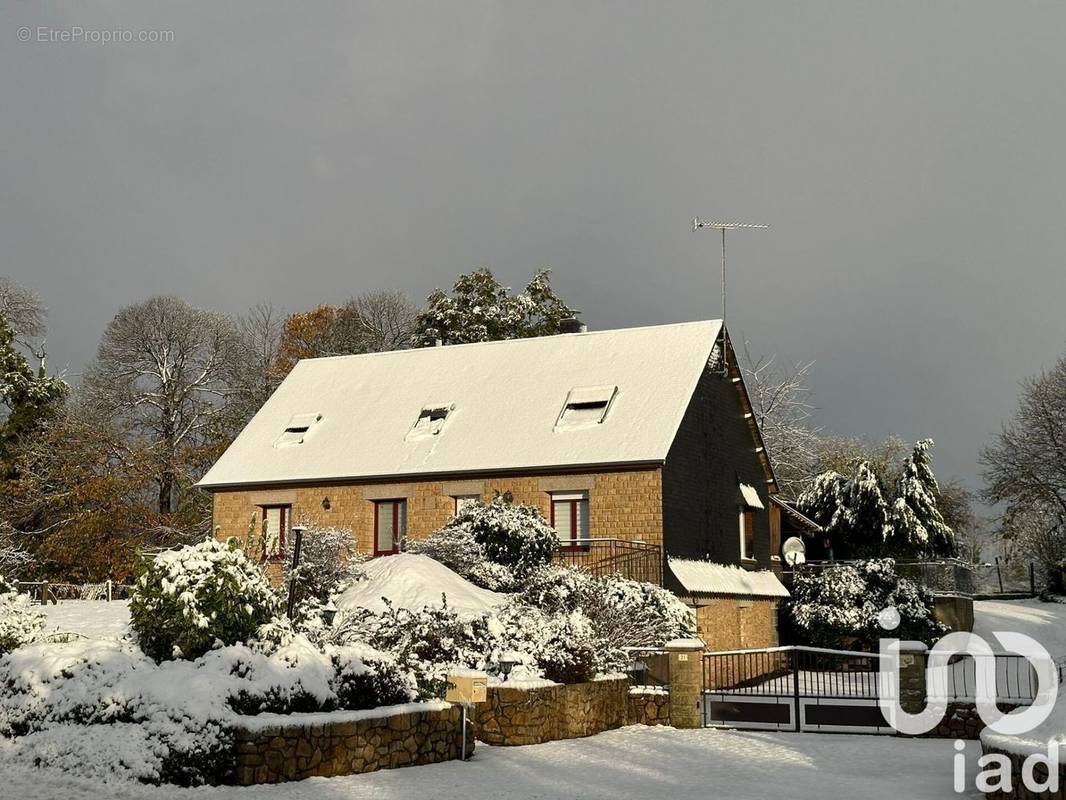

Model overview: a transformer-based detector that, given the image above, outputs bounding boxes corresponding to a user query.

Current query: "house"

[198,319,801,648]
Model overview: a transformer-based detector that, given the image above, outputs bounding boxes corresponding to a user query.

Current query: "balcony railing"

[552,538,662,585]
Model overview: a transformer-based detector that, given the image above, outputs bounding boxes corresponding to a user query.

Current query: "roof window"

[407,403,453,440]
[274,413,321,448]
[554,385,617,431]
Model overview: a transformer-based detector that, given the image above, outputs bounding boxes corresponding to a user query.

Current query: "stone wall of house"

[211,467,664,577]
[232,705,470,785]
[474,677,630,746]
[626,688,671,726]
[695,598,779,650]
[979,745,1066,799]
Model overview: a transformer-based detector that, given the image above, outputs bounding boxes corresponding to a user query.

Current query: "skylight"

[407,403,453,440]
[274,413,321,448]
[554,385,617,431]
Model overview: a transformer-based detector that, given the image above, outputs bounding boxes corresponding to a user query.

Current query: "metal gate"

[702,646,893,734]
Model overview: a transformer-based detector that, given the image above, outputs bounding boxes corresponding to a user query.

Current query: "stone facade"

[924,702,1024,740]
[474,678,629,746]
[212,467,663,571]
[232,705,470,785]
[694,598,780,652]
[626,689,671,726]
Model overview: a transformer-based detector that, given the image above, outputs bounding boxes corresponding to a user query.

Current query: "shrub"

[785,558,947,650]
[518,565,695,667]
[130,539,280,662]
[536,609,601,684]
[0,573,16,596]
[406,524,516,591]
[420,497,557,580]
[283,525,366,605]
[0,591,46,655]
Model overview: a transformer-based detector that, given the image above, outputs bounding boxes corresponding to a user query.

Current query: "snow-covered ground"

[973,598,1066,657]
[2,726,984,800]
[41,599,131,640]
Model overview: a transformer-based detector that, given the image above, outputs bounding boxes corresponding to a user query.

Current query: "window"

[407,404,453,440]
[453,494,480,514]
[739,509,755,561]
[261,505,290,560]
[554,386,617,431]
[374,499,407,555]
[551,491,589,550]
[274,413,321,447]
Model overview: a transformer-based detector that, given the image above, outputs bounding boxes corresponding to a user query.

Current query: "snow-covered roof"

[334,553,506,617]
[198,320,722,488]
[738,482,765,509]
[668,558,790,599]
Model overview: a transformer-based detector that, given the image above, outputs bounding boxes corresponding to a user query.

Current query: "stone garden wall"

[626,687,671,726]
[232,702,470,785]
[474,677,630,746]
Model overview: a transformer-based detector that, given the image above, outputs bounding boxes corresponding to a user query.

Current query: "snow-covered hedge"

[0,634,417,785]
[0,591,45,656]
[518,565,695,660]
[336,596,606,693]
[785,558,947,649]
[408,497,557,589]
[129,539,280,662]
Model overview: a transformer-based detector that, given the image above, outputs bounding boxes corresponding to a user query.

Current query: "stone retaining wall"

[474,677,629,746]
[626,688,671,726]
[233,704,470,784]
[921,702,1025,740]
[980,745,1066,799]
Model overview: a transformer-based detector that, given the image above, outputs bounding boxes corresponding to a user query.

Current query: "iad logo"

[878,628,1058,736]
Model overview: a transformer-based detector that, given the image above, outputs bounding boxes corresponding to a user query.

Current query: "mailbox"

[446,670,488,704]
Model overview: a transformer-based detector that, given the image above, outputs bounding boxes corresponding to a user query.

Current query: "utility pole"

[692,219,769,373]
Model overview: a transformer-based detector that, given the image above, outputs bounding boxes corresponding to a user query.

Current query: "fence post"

[898,642,929,715]
[995,557,1004,594]
[1030,563,1036,596]
[666,638,705,729]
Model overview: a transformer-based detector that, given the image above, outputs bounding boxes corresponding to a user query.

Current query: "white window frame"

[551,491,590,550]
[453,494,480,515]
[739,508,756,561]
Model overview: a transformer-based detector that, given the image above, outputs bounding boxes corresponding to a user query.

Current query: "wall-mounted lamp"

[322,496,331,510]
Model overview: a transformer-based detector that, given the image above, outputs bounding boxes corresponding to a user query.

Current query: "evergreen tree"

[797,470,849,544]
[413,268,577,346]
[841,461,891,557]
[0,316,67,478]
[886,439,956,557]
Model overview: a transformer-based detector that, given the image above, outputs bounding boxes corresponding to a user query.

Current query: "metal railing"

[552,538,662,585]
[625,647,671,688]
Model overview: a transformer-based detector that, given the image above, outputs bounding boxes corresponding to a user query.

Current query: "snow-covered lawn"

[3,726,984,800]
[41,599,131,640]
[973,598,1066,657]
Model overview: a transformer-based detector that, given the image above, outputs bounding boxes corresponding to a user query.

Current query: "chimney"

[558,317,588,334]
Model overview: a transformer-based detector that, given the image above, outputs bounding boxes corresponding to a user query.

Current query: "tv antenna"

[692,219,769,372]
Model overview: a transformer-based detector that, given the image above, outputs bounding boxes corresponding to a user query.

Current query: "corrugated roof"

[198,320,722,489]
[669,558,790,599]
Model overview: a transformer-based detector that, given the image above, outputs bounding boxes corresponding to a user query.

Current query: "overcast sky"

[3,1,1065,501]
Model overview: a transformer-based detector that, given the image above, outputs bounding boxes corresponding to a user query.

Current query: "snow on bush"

[406,523,516,591]
[0,633,417,785]
[283,525,366,606]
[518,565,695,664]
[0,573,16,596]
[409,497,557,588]
[336,595,606,693]
[129,538,280,662]
[785,558,947,650]
[0,591,46,655]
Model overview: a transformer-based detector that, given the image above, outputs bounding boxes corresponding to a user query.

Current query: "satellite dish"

[782,537,806,567]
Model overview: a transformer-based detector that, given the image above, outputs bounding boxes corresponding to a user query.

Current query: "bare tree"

[226,302,285,427]
[982,352,1066,536]
[741,342,820,497]
[332,290,418,354]
[0,278,46,343]
[82,296,239,514]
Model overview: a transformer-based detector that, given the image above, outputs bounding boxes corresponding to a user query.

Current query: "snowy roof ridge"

[198,320,723,488]
[668,558,790,599]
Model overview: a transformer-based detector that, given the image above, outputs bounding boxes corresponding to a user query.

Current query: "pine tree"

[886,439,955,557]
[0,316,67,478]
[797,470,849,541]
[841,461,891,557]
